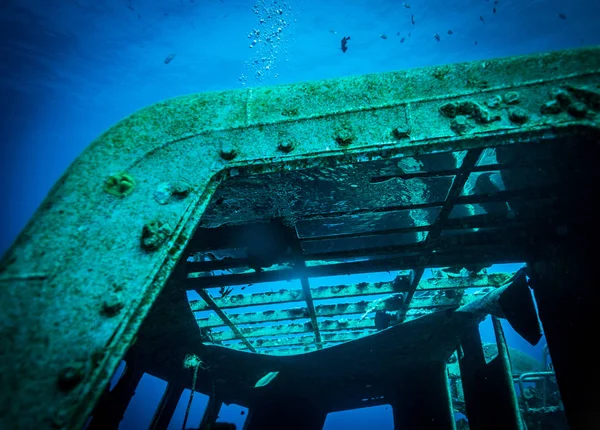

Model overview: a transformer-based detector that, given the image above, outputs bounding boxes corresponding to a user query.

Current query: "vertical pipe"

[528,252,599,429]
[492,316,524,430]
[149,383,184,430]
[87,364,143,430]
[392,363,455,430]
[199,396,222,430]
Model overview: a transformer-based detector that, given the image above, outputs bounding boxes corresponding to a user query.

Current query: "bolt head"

[220,144,237,160]
[278,140,295,153]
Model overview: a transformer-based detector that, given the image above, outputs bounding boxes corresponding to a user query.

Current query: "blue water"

[2,0,600,255]
[1,0,592,428]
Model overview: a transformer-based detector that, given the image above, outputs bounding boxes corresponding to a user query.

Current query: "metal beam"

[86,364,143,430]
[270,184,562,225]
[149,383,184,430]
[403,149,484,312]
[194,289,256,352]
[185,185,561,263]
[188,272,509,311]
[184,244,528,288]
[300,272,323,349]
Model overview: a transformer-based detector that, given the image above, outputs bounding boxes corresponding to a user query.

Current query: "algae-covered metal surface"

[0,46,599,429]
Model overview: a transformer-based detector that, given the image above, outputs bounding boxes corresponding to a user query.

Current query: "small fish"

[494,0,498,3]
[255,371,279,388]
[341,36,351,53]
[433,33,440,42]
[474,40,479,45]
[480,15,485,24]
[137,13,141,19]
[329,28,337,34]
[411,14,415,25]
[558,13,567,19]
[127,5,134,11]
[164,53,176,64]
[448,30,453,35]
[380,33,388,39]
[408,32,411,37]
[400,37,405,43]
[396,32,400,36]
[493,7,496,13]
[402,2,410,8]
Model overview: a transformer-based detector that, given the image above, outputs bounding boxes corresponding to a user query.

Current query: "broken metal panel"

[374,150,469,178]
[0,46,598,429]
[451,197,560,221]
[461,167,565,197]
[201,168,455,229]
[301,230,428,255]
[476,136,570,167]
[295,207,441,239]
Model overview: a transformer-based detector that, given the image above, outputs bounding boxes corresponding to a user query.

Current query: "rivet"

[391,127,410,139]
[219,143,237,161]
[508,108,529,124]
[567,102,588,118]
[540,100,562,115]
[450,115,472,134]
[335,134,353,146]
[503,91,520,105]
[101,293,124,317]
[57,362,86,391]
[278,140,295,153]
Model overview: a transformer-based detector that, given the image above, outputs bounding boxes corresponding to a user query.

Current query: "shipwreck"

[1,46,599,429]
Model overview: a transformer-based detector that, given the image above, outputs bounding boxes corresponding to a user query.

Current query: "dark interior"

[88,126,599,430]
